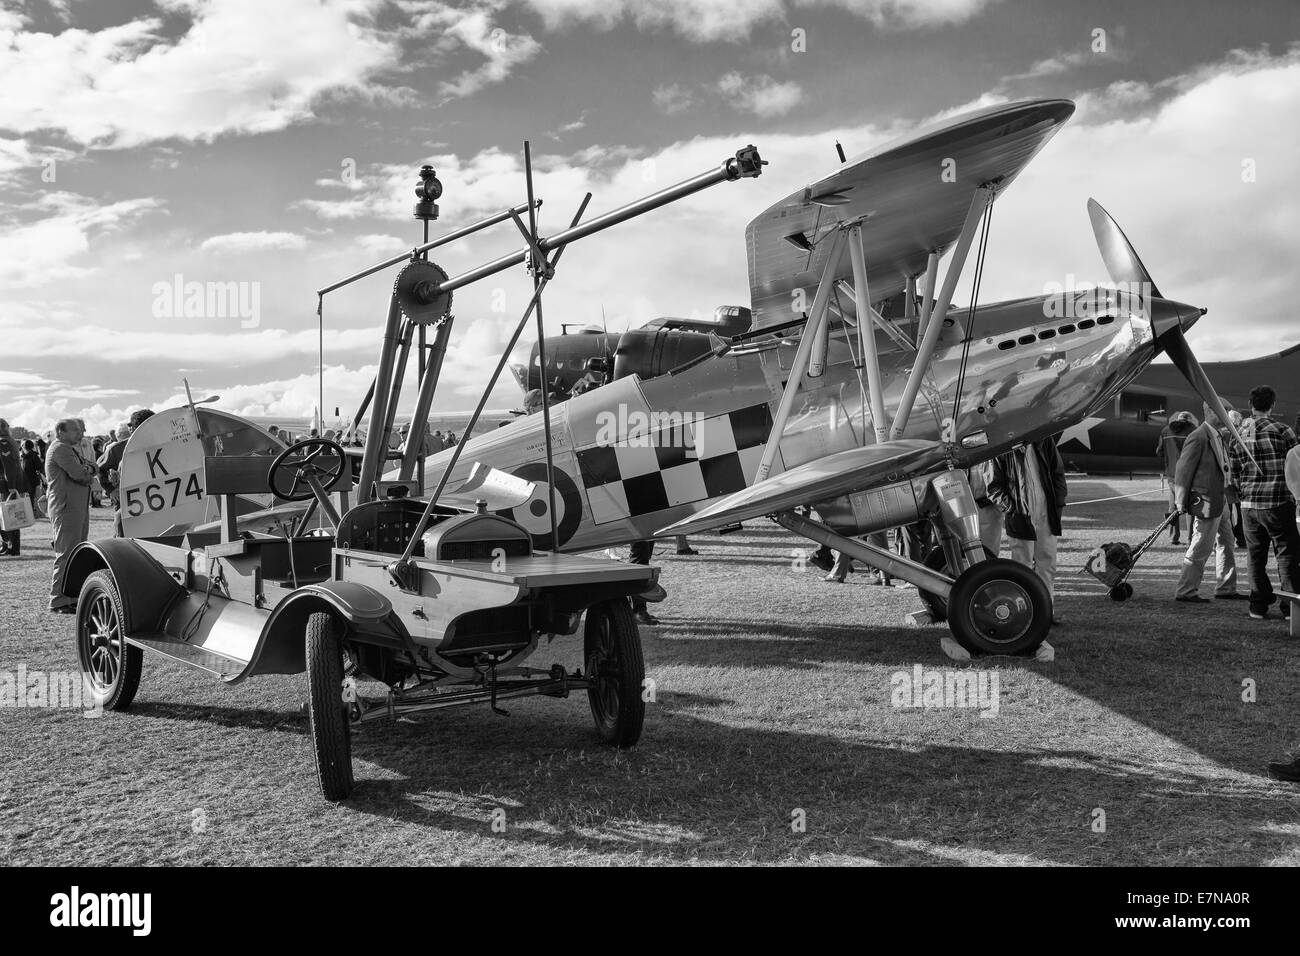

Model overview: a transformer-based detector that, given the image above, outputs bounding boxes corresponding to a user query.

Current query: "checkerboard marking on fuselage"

[577,403,774,524]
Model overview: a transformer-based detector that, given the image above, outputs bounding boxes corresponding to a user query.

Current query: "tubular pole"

[357,296,403,502]
[399,318,454,481]
[425,158,750,298]
[316,201,539,297]
[523,141,560,550]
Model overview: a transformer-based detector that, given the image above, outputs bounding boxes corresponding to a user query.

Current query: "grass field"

[2,477,1298,866]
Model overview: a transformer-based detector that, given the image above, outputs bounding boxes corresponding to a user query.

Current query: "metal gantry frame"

[313,143,766,589]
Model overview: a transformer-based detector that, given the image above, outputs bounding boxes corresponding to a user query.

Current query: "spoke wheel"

[75,570,143,710]
[584,600,646,747]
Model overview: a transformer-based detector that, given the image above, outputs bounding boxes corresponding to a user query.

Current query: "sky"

[1,0,1298,434]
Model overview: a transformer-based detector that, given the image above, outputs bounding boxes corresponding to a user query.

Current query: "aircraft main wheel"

[1109,582,1133,602]
[584,600,645,747]
[305,612,354,801]
[946,558,1052,656]
[917,545,996,622]
[76,570,143,711]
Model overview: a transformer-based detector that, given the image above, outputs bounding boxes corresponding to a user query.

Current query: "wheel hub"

[83,594,121,690]
[968,579,1033,643]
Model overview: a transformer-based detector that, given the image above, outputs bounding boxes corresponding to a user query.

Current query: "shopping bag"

[1,491,35,531]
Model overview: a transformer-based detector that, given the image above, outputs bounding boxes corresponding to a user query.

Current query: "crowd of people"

[0,409,156,612]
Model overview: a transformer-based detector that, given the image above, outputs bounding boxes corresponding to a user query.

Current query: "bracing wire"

[950,197,995,432]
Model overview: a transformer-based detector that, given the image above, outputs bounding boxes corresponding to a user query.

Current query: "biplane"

[423,99,1248,658]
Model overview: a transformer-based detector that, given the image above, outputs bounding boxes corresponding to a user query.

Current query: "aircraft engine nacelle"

[812,474,936,535]
[612,328,716,383]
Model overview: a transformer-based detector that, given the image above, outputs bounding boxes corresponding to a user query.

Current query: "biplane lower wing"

[657,438,947,537]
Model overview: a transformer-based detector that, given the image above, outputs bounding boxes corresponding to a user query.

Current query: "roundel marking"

[500,462,582,550]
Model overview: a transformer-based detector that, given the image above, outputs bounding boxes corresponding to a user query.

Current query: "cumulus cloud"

[718,72,804,117]
[198,231,308,254]
[520,0,995,41]
[652,83,696,115]
[0,193,163,288]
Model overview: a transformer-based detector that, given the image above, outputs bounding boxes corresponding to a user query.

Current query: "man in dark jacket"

[1172,403,1239,601]
[97,423,132,537]
[988,436,1068,614]
[21,439,42,510]
[1158,411,1198,544]
[0,417,29,556]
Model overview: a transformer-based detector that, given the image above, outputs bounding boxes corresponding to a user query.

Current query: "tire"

[1109,582,1133,602]
[76,570,143,711]
[584,600,646,747]
[917,544,996,622]
[305,612,353,801]
[946,558,1052,656]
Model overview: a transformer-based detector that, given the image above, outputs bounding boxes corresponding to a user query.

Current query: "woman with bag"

[0,417,32,556]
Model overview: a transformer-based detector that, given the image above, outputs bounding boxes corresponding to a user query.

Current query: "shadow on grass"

[334,697,1299,865]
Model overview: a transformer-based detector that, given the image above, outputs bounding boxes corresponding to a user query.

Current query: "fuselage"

[429,286,1192,551]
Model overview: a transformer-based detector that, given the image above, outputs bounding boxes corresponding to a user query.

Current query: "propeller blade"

[1159,323,1257,469]
[1087,198,1162,299]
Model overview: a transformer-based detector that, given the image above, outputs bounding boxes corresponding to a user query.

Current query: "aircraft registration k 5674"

[428,99,1246,658]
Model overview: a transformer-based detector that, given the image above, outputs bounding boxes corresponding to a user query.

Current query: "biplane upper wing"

[746,98,1075,330]
[658,438,948,537]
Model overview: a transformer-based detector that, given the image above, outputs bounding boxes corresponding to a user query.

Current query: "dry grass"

[1,477,1298,866]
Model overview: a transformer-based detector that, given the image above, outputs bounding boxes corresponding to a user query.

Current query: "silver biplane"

[421,99,1250,658]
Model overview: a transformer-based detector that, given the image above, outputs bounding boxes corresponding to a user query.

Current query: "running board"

[128,634,249,682]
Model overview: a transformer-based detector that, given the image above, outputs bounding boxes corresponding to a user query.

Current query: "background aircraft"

[510,305,752,402]
[1058,344,1300,473]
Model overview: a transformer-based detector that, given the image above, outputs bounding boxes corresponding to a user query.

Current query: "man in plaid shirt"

[1228,385,1300,620]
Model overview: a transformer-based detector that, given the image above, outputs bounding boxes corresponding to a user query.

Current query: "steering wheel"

[268,438,347,502]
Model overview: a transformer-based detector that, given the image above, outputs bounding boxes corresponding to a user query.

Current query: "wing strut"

[914,251,940,342]
[847,221,888,443]
[889,185,995,440]
[754,229,846,481]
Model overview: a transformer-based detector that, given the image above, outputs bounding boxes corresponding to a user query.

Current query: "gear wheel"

[394,258,452,324]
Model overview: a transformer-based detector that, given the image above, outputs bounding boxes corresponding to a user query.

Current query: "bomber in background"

[1058,344,1300,473]
[510,305,753,406]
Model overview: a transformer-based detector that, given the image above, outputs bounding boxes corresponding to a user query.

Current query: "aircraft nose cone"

[1150,298,1205,340]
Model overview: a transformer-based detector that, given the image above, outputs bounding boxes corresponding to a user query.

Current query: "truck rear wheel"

[306,612,353,801]
[584,600,645,747]
[76,570,142,711]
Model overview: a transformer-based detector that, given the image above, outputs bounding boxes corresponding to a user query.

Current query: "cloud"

[519,0,995,41]
[436,8,542,98]
[199,231,308,254]
[0,0,402,149]
[356,234,409,256]
[718,72,804,117]
[652,83,696,115]
[0,193,163,288]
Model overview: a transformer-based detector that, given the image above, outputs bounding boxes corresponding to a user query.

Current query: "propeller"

[1087,198,1255,467]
